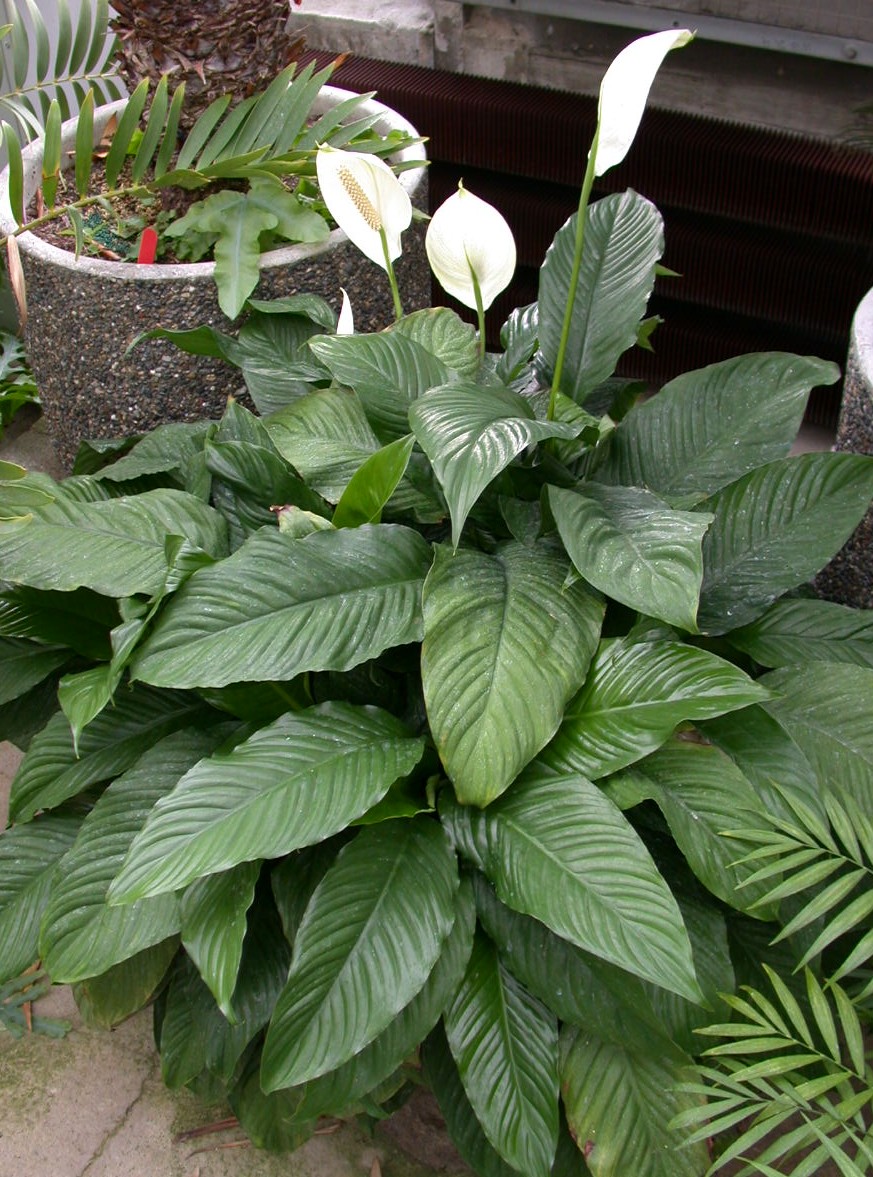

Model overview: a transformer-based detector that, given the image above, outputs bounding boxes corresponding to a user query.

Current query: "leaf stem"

[548,129,599,419]
[470,261,487,359]
[380,226,404,320]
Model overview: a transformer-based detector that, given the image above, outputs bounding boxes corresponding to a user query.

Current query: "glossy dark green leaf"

[424,1020,526,1177]
[39,728,229,984]
[698,453,873,634]
[0,585,114,662]
[309,331,453,441]
[610,738,773,912]
[389,307,480,380]
[422,541,603,805]
[559,1026,708,1177]
[0,637,69,704]
[410,382,579,547]
[289,878,476,1121]
[9,685,214,824]
[132,524,432,689]
[0,489,228,597]
[442,765,700,1001]
[73,937,179,1029]
[0,811,82,983]
[109,702,424,901]
[261,819,458,1091]
[472,874,673,1057]
[538,192,664,402]
[443,930,559,1177]
[180,859,261,1018]
[729,597,873,670]
[594,353,839,504]
[762,663,873,809]
[549,483,712,631]
[332,434,415,527]
[266,386,381,502]
[541,637,767,781]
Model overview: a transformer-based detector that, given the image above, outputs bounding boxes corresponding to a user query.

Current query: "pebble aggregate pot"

[816,286,873,607]
[0,88,429,468]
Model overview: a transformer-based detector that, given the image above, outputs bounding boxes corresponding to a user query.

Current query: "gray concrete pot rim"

[0,85,427,283]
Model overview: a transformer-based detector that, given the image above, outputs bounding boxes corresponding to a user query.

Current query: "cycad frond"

[673,967,873,1176]
[0,0,123,138]
[728,785,873,983]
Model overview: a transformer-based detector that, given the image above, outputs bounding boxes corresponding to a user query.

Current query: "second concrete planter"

[0,88,429,468]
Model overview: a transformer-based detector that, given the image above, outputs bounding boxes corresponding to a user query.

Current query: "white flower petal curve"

[425,183,516,310]
[594,29,694,177]
[337,287,354,335]
[316,144,413,270]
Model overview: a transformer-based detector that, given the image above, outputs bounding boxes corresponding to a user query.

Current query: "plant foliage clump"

[1,29,873,1177]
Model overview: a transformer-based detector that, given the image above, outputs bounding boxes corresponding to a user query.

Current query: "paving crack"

[75,1052,160,1177]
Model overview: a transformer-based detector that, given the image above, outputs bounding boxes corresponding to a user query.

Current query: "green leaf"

[180,859,260,1019]
[234,300,336,415]
[166,181,330,319]
[422,541,603,806]
[698,453,873,634]
[541,637,767,780]
[761,664,873,809]
[309,332,454,442]
[0,489,228,596]
[290,878,476,1121]
[610,738,774,912]
[424,1021,526,1177]
[9,685,214,824]
[0,636,69,704]
[73,938,178,1029]
[0,812,82,983]
[594,353,840,504]
[1,121,25,226]
[73,88,94,198]
[549,483,712,631]
[702,704,825,824]
[161,884,292,1089]
[267,386,381,502]
[410,382,579,547]
[260,819,458,1090]
[442,765,701,1001]
[132,524,432,689]
[389,308,480,380]
[538,192,664,402]
[497,301,539,384]
[332,434,415,528]
[109,703,425,901]
[472,874,672,1057]
[444,930,559,1177]
[39,728,229,984]
[559,1026,708,1177]
[131,73,169,182]
[729,598,873,670]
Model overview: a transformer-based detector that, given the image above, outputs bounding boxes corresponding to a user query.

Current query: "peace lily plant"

[3,29,873,1177]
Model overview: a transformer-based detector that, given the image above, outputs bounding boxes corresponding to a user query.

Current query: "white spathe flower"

[316,144,412,270]
[425,182,516,310]
[593,29,694,177]
[337,287,354,335]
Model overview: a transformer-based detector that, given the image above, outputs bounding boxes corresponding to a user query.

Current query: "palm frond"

[673,967,873,1176]
[727,784,873,981]
[0,0,123,139]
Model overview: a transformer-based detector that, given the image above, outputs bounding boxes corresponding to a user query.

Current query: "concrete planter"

[0,88,429,468]
[815,287,873,608]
